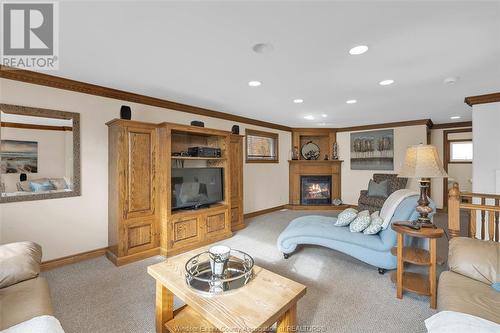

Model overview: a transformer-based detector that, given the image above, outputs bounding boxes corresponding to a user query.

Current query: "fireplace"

[300,176,332,205]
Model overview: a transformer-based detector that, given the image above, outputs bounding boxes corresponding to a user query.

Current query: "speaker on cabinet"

[231,125,240,135]
[191,121,205,127]
[120,105,132,120]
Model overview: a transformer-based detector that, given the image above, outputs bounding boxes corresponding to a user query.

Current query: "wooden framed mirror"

[0,104,81,203]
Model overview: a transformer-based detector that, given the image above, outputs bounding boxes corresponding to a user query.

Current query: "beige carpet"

[43,210,451,333]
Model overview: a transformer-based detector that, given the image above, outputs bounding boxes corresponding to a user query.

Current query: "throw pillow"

[367,179,388,197]
[0,241,42,289]
[30,180,55,192]
[17,180,32,192]
[334,208,358,227]
[350,210,371,232]
[49,178,68,190]
[364,214,384,235]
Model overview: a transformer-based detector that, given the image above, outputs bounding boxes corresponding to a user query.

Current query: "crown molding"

[464,92,500,106]
[336,119,432,132]
[1,66,444,134]
[431,121,472,129]
[0,65,292,132]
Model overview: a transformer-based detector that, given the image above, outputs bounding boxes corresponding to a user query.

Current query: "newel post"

[448,183,461,238]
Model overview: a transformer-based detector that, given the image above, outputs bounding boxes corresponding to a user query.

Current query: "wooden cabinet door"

[125,218,158,255]
[125,126,156,219]
[205,211,230,239]
[229,135,244,230]
[169,215,203,250]
[230,135,243,203]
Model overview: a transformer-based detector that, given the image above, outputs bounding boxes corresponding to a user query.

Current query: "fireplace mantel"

[288,159,343,209]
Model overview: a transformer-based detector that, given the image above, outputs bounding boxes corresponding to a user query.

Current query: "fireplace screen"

[300,176,332,205]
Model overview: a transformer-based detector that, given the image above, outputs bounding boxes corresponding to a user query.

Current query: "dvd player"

[188,146,222,158]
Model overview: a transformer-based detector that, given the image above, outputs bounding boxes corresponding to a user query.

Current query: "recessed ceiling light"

[252,43,274,54]
[443,76,459,84]
[321,114,327,118]
[450,116,461,120]
[293,99,304,104]
[349,45,368,55]
[346,99,357,104]
[304,115,315,120]
[248,81,261,87]
[379,79,394,86]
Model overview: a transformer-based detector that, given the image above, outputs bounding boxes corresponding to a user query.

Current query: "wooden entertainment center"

[106,119,243,266]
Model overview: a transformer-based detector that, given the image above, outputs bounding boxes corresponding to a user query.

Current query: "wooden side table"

[390,224,444,309]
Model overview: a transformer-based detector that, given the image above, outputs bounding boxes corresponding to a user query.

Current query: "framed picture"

[0,140,38,174]
[350,129,394,170]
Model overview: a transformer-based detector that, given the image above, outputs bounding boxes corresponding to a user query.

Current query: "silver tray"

[185,249,254,295]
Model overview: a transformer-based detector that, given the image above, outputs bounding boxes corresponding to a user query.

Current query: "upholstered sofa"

[358,174,408,212]
[0,241,64,332]
[437,237,499,324]
[277,193,435,271]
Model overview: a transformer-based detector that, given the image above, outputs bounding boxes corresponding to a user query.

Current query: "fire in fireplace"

[300,176,332,205]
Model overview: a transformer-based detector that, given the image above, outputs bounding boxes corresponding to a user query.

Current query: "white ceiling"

[48,1,500,127]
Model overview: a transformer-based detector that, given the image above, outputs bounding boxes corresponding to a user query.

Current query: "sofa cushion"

[425,311,500,333]
[333,208,358,227]
[448,237,499,285]
[438,271,500,324]
[0,277,54,329]
[0,242,42,289]
[350,210,371,232]
[280,215,387,251]
[1,315,64,333]
[358,195,386,208]
[367,179,388,198]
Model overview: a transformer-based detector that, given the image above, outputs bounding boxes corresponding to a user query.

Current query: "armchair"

[358,174,408,212]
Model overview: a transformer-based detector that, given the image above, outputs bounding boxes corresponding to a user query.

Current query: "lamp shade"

[398,144,448,178]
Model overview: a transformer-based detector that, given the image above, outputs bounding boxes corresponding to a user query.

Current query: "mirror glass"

[0,105,80,202]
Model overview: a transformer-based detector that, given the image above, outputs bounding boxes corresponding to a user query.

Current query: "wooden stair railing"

[448,183,500,241]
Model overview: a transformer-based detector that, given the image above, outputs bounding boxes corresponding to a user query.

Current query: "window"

[450,141,473,162]
[245,129,279,163]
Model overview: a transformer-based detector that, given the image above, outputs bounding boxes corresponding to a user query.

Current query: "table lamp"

[398,144,448,228]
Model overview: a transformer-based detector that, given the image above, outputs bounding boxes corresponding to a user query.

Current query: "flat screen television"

[171,167,224,210]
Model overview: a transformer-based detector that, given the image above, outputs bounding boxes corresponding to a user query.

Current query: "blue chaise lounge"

[277,194,436,273]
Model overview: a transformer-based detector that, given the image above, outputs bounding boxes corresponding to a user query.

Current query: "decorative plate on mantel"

[301,141,320,160]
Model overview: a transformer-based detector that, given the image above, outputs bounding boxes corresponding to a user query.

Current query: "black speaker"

[231,125,240,135]
[120,105,132,120]
[191,121,204,127]
[20,173,27,182]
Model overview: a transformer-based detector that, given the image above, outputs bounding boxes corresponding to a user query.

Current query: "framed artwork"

[350,129,394,170]
[0,140,38,173]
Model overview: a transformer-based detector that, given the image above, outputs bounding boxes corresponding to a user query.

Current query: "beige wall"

[1,127,70,192]
[0,78,291,260]
[430,127,472,209]
[337,125,428,205]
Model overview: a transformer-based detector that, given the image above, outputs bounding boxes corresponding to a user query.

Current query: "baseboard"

[41,247,108,271]
[106,247,161,266]
[285,204,355,211]
[243,205,287,219]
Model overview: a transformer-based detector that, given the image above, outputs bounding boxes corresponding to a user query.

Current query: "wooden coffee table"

[147,247,307,333]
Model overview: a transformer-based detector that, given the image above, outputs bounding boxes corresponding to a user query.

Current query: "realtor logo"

[1,1,59,69]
